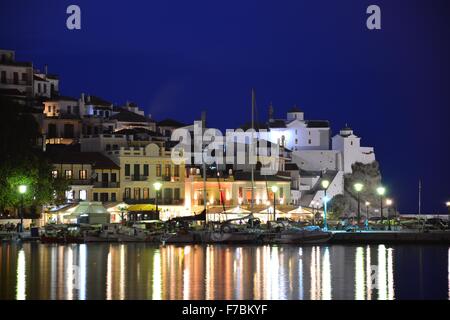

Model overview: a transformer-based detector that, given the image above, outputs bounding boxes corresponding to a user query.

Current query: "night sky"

[1,0,449,214]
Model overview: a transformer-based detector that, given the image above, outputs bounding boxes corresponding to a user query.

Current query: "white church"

[264,105,376,207]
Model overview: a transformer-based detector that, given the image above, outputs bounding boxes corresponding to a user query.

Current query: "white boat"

[269,226,332,244]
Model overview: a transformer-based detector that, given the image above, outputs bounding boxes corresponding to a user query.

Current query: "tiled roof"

[110,109,150,123]
[157,118,187,128]
[47,151,119,169]
[46,95,78,102]
[33,75,48,82]
[84,95,112,106]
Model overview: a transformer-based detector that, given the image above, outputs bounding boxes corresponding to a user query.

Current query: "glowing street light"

[353,183,364,223]
[376,186,386,221]
[18,185,27,194]
[365,201,370,230]
[271,185,278,221]
[386,198,393,230]
[18,185,27,233]
[321,179,330,231]
[153,182,162,213]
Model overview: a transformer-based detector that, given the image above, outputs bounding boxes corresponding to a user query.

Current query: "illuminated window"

[165,164,171,177]
[79,190,87,201]
[51,170,58,178]
[65,170,72,179]
[143,188,149,199]
[124,188,131,199]
[65,190,74,200]
[174,165,180,177]
[156,164,162,177]
[134,188,140,200]
[79,170,87,180]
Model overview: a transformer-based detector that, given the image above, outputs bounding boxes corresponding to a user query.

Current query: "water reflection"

[0,243,448,300]
[16,248,26,300]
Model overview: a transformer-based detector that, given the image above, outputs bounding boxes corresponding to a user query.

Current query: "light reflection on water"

[0,243,448,300]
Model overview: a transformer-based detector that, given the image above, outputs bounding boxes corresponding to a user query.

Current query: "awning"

[127,204,157,212]
[225,206,251,214]
[287,206,313,215]
[259,208,286,214]
[47,203,78,214]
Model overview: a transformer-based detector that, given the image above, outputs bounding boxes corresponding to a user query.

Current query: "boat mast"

[418,178,422,216]
[202,111,207,218]
[251,89,255,214]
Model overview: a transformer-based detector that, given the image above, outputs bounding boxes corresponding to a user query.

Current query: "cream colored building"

[49,152,121,203]
[106,143,186,207]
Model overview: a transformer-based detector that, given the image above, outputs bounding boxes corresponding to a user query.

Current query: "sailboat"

[201,89,263,244]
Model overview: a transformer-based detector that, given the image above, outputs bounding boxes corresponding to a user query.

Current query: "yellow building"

[106,143,188,218]
[185,168,292,215]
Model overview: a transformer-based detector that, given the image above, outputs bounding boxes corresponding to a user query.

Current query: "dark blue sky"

[1,0,449,213]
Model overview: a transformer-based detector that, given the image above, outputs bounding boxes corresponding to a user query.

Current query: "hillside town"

[0,48,381,228]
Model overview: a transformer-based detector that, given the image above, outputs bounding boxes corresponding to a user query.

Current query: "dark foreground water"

[0,243,448,300]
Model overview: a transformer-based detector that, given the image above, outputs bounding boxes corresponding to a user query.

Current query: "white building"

[331,126,376,174]
[265,106,330,151]
[0,49,33,99]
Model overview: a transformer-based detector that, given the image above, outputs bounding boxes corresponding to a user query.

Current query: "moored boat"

[266,226,332,244]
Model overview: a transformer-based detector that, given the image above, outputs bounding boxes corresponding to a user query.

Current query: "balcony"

[123,197,184,205]
[131,175,148,182]
[0,79,32,86]
[93,181,120,188]
[66,179,93,186]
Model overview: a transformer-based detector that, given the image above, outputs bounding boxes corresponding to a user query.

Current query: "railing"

[130,175,148,181]
[123,197,184,205]
[0,79,31,86]
[93,181,120,188]
[69,179,94,186]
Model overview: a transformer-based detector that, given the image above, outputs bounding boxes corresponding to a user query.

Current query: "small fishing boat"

[267,226,332,244]
[201,216,263,244]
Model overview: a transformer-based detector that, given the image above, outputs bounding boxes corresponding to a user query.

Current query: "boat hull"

[267,230,333,244]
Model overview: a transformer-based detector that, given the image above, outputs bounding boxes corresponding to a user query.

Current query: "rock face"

[330,161,390,218]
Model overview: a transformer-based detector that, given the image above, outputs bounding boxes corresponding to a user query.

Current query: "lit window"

[156,164,162,177]
[51,170,58,178]
[65,170,72,179]
[79,170,87,180]
[79,190,87,201]
[65,190,74,200]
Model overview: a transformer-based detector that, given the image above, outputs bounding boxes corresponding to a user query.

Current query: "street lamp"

[376,186,386,221]
[271,185,278,221]
[18,185,27,233]
[153,182,162,214]
[365,201,370,230]
[386,198,393,230]
[321,179,330,231]
[353,183,364,223]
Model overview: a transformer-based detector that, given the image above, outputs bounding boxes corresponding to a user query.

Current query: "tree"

[0,96,69,217]
[329,194,348,218]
